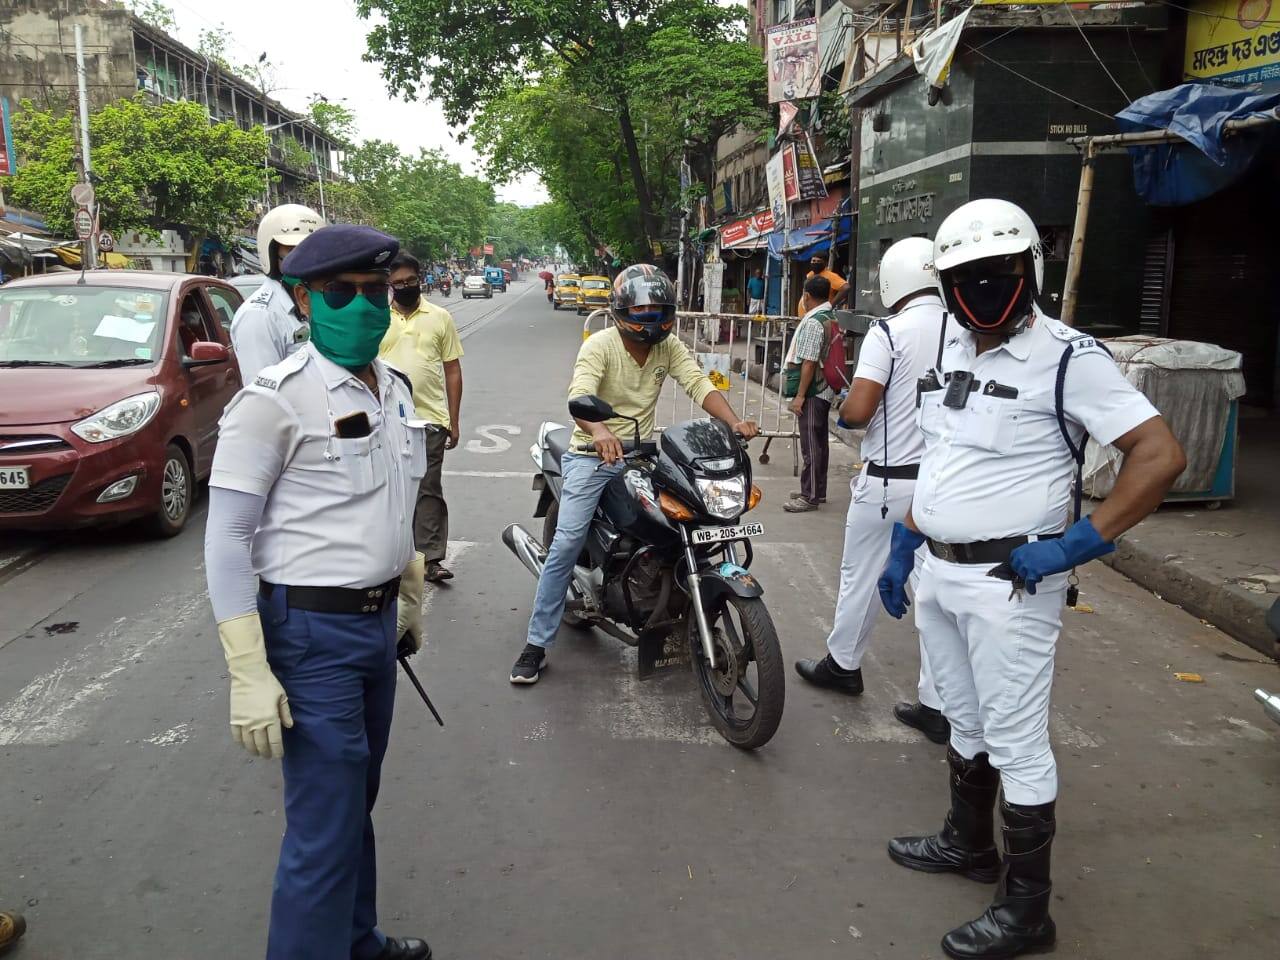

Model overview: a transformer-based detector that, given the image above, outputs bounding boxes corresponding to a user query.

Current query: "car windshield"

[560,279,579,287]
[582,280,608,290]
[0,286,168,366]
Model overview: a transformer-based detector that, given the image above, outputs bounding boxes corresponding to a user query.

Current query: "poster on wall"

[0,97,15,177]
[1184,0,1280,84]
[793,135,828,202]
[781,148,800,203]
[766,18,820,103]
[766,150,788,224]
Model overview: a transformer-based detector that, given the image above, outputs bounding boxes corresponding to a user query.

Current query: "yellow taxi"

[575,275,611,315]
[552,273,580,310]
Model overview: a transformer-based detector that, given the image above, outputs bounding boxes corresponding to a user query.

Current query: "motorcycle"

[1257,598,1280,727]
[439,277,452,297]
[502,395,785,749]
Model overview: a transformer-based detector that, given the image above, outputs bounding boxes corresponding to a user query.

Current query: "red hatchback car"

[0,271,245,536]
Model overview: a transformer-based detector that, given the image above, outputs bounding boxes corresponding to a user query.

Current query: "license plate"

[692,522,763,545]
[0,467,30,490]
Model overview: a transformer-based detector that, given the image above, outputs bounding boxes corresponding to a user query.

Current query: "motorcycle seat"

[545,426,573,466]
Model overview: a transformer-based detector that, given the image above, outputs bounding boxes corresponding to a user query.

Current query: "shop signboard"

[766,18,820,103]
[1183,0,1280,85]
[719,209,776,248]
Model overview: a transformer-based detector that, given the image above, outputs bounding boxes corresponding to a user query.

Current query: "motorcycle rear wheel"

[689,594,785,749]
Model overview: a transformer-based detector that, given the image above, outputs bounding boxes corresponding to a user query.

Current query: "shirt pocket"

[916,389,945,441]
[402,421,429,480]
[956,397,1023,454]
[331,435,387,495]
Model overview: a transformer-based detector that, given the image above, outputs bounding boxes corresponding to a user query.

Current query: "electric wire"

[961,43,1116,121]
[1064,2,1132,102]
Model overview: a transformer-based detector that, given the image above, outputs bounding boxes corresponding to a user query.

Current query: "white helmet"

[257,204,323,277]
[878,236,938,312]
[933,198,1043,292]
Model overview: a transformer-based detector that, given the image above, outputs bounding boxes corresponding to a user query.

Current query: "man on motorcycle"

[510,264,759,684]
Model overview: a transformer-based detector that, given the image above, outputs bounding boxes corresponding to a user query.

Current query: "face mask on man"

[305,282,391,370]
[392,284,421,308]
[944,272,1033,334]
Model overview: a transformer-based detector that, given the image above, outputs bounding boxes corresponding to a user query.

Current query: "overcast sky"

[156,0,548,206]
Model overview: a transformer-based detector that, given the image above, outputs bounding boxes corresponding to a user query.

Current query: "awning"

[1115,82,1280,206]
[767,211,854,259]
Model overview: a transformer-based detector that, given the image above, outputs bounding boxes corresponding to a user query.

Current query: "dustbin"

[1083,337,1244,505]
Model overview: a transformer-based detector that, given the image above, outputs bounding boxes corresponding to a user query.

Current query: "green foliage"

[128,1,177,31]
[7,97,269,237]
[308,100,357,148]
[197,26,232,71]
[277,135,314,173]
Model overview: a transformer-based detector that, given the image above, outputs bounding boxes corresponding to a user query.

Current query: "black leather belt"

[867,462,919,480]
[927,534,1062,565]
[259,577,401,614]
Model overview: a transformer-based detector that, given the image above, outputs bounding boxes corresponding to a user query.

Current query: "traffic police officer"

[205,224,432,960]
[794,237,946,743]
[878,199,1185,959]
[231,203,323,381]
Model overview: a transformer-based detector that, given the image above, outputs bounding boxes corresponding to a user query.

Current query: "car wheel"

[145,443,192,538]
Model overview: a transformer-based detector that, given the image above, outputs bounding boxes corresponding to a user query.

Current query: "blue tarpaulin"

[1115,82,1280,206]
[766,214,853,259]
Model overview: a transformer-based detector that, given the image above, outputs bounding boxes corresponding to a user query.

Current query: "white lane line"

[422,540,477,618]
[442,470,531,479]
[0,590,207,746]
[145,723,191,747]
[594,645,724,747]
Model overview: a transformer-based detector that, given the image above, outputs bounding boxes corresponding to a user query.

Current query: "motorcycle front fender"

[695,562,764,603]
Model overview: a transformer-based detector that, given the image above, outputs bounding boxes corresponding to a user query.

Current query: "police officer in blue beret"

[205,224,432,960]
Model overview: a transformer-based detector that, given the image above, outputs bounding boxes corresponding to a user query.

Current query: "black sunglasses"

[309,280,391,310]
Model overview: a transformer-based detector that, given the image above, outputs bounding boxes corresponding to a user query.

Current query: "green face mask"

[306,292,390,370]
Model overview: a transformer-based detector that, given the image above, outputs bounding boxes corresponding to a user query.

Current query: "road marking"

[145,723,191,747]
[465,424,522,454]
[442,470,530,479]
[595,646,724,747]
[422,540,477,618]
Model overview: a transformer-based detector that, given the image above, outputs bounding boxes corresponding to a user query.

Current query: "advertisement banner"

[778,100,799,137]
[793,134,828,201]
[766,151,788,224]
[719,209,777,248]
[0,97,14,177]
[483,243,495,255]
[1183,0,1280,85]
[781,147,800,202]
[766,18,820,103]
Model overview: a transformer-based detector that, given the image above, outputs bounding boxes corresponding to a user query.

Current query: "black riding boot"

[941,800,1057,959]
[887,748,1001,883]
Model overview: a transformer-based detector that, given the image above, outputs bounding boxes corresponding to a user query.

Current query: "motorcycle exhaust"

[502,523,546,579]
[1255,688,1280,727]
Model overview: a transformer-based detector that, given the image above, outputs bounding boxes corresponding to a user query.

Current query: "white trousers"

[914,553,1068,804]
[825,468,940,710]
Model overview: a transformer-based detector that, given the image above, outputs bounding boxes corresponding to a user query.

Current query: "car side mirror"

[568,395,615,423]
[184,341,229,368]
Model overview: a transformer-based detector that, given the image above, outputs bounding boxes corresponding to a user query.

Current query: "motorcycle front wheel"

[689,594,784,749]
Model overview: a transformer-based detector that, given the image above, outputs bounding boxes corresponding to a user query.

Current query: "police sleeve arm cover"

[879,522,927,618]
[666,337,715,407]
[204,487,292,760]
[397,553,426,654]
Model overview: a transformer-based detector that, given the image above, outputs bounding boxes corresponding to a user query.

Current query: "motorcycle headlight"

[71,391,162,443]
[695,474,747,521]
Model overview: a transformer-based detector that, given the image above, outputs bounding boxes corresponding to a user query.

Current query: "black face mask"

[392,285,421,308]
[944,273,1033,335]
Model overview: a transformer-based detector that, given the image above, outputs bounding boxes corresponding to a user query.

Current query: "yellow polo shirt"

[378,300,464,428]
[568,327,715,449]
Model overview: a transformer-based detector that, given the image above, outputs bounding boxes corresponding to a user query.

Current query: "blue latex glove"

[1009,517,1115,595]
[878,522,927,618]
[836,390,852,430]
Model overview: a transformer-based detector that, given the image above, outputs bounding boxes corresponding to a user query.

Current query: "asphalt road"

[2,278,1277,960]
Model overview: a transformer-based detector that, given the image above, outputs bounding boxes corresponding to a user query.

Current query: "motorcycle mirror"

[568,395,615,423]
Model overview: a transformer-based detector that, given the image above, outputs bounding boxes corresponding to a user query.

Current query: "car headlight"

[695,474,747,520]
[71,391,162,443]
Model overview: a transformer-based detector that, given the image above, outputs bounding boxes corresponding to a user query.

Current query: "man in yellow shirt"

[380,251,464,582]
[510,264,759,684]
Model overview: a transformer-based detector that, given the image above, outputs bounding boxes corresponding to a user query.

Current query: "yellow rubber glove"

[396,553,426,654]
[217,613,293,759]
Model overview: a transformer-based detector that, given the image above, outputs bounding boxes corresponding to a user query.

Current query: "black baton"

[397,635,444,727]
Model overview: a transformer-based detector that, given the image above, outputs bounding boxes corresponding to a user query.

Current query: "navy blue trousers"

[258,585,397,960]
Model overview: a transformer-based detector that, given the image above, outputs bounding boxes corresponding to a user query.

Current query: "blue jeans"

[258,585,398,960]
[526,453,623,648]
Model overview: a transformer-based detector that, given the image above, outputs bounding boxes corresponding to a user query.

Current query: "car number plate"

[0,466,30,489]
[692,522,763,545]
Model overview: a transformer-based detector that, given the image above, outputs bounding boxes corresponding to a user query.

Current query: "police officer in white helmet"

[878,199,1185,959]
[794,237,947,744]
[230,203,324,381]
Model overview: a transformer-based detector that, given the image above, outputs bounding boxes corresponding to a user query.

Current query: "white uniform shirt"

[913,308,1159,543]
[210,343,426,588]
[853,294,947,467]
[229,277,309,382]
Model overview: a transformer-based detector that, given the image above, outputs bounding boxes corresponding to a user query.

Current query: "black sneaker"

[794,654,863,695]
[509,644,546,684]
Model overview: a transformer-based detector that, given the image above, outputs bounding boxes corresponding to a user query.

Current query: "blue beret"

[280,224,399,280]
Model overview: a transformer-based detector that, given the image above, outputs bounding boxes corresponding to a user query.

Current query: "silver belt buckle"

[932,540,957,563]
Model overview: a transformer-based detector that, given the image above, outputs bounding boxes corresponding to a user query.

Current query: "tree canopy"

[7,97,269,238]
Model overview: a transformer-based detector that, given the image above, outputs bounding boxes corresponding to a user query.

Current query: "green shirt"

[568,327,715,450]
[378,300,464,428]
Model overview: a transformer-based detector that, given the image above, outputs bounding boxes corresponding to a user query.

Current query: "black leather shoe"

[888,749,1001,883]
[370,936,433,960]
[794,654,863,695]
[894,701,951,744]
[941,801,1057,959]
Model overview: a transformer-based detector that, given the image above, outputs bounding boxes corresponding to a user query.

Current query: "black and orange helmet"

[609,264,677,344]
